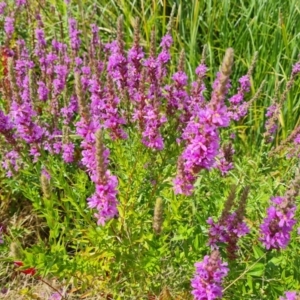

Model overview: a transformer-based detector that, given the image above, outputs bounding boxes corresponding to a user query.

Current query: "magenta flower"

[61,95,78,125]
[68,18,81,52]
[0,2,6,15]
[106,40,127,90]
[214,144,234,176]
[87,171,119,225]
[280,291,299,300]
[228,75,251,121]
[292,62,300,75]
[4,17,14,38]
[15,0,26,6]
[207,212,249,258]
[260,196,296,250]
[62,143,75,163]
[37,81,49,101]
[191,251,229,300]
[2,150,21,177]
[48,292,63,300]
[41,168,51,180]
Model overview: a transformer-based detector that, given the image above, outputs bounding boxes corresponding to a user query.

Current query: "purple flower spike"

[15,0,27,6]
[280,291,299,300]
[292,62,300,75]
[0,2,7,15]
[191,251,229,300]
[260,196,296,250]
[68,18,81,53]
[4,17,14,39]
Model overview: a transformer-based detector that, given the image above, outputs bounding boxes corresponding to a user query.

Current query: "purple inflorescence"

[15,0,27,6]
[4,16,14,38]
[62,143,75,163]
[228,75,251,121]
[87,170,119,226]
[280,291,300,300]
[292,62,300,75]
[37,81,49,101]
[0,2,6,15]
[215,143,235,176]
[106,40,128,90]
[0,13,263,227]
[260,196,296,250]
[207,213,249,255]
[173,109,220,195]
[68,18,81,53]
[2,150,21,177]
[191,251,229,300]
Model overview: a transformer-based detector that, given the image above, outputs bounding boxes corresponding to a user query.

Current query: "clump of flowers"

[191,250,229,300]
[259,196,296,250]
[0,4,260,227]
[86,129,119,225]
[264,59,300,143]
[260,172,300,249]
[280,291,300,300]
[215,142,234,176]
[207,186,250,259]
[174,48,236,195]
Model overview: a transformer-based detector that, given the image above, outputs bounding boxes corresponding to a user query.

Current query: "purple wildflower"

[0,2,6,15]
[89,75,127,140]
[35,28,47,57]
[207,213,249,254]
[53,65,68,95]
[292,62,300,75]
[188,63,207,116]
[2,150,21,177]
[174,111,220,195]
[62,143,75,163]
[127,24,144,98]
[48,292,63,300]
[215,143,234,176]
[260,196,296,250]
[77,125,119,225]
[10,100,44,144]
[157,33,173,79]
[15,0,26,6]
[228,75,251,121]
[165,70,189,118]
[61,95,78,124]
[0,110,15,144]
[4,17,14,39]
[191,251,229,300]
[68,18,81,53]
[195,64,208,77]
[37,81,49,101]
[87,170,119,225]
[29,145,41,162]
[280,291,300,300]
[173,156,194,196]
[141,104,166,150]
[41,168,51,180]
[106,40,128,90]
